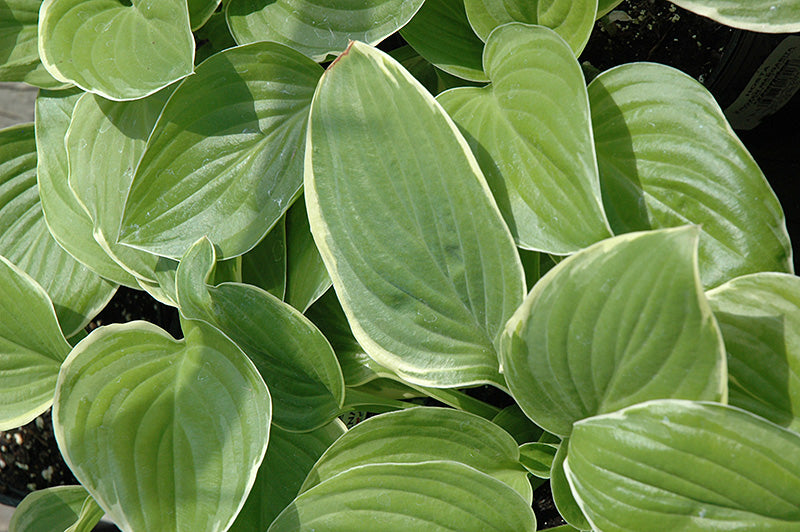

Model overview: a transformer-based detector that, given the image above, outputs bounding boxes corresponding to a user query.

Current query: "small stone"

[607,10,633,23]
[42,465,54,481]
[26,483,37,491]
[13,432,23,445]
[15,461,29,471]
[1,444,6,451]
[0,458,6,468]
[35,417,45,430]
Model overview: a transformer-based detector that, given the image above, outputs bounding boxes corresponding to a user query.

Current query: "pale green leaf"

[551,438,591,530]
[229,421,344,532]
[35,89,139,288]
[0,255,70,430]
[438,24,610,253]
[241,216,286,299]
[0,123,117,337]
[226,0,424,62]
[38,0,194,100]
[119,42,321,260]
[306,41,524,388]
[9,486,103,532]
[188,0,222,30]
[706,272,800,432]
[464,0,597,53]
[66,90,171,283]
[492,404,545,444]
[285,198,330,312]
[301,407,531,502]
[0,0,68,87]
[501,227,726,436]
[176,237,344,431]
[400,0,488,82]
[590,62,792,288]
[518,442,558,478]
[270,461,536,532]
[597,0,623,17]
[53,320,270,532]
[566,400,800,531]
[669,0,800,33]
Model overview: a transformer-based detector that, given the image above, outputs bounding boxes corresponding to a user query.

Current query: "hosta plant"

[1,0,799,531]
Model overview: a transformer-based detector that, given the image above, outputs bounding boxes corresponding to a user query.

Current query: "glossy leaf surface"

[285,199,330,312]
[0,124,116,337]
[301,407,531,501]
[669,0,800,32]
[438,24,610,253]
[400,0,488,82]
[501,227,726,436]
[307,42,524,388]
[270,461,536,532]
[53,320,270,532]
[0,255,70,430]
[176,237,344,431]
[567,400,800,531]
[590,62,792,288]
[9,486,103,532]
[707,272,800,431]
[464,0,597,53]
[226,0,424,62]
[120,42,321,260]
[0,0,66,87]
[38,0,194,100]
[241,217,286,299]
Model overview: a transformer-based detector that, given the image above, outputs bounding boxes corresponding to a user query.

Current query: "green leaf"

[176,237,344,431]
[188,0,221,30]
[590,62,792,289]
[35,89,140,289]
[669,0,800,33]
[551,438,591,530]
[53,320,270,532]
[0,255,70,430]
[597,0,623,17]
[0,0,68,87]
[0,124,117,337]
[566,399,800,531]
[464,0,597,53]
[438,24,610,254]
[518,442,558,478]
[400,0,488,82]
[301,407,532,501]
[225,0,424,62]
[285,199,330,312]
[194,11,237,64]
[492,404,544,444]
[119,42,321,260]
[241,216,286,299]
[706,272,800,432]
[228,421,345,532]
[66,90,171,283]
[307,42,524,388]
[501,227,726,437]
[38,0,194,100]
[9,486,103,532]
[270,461,536,531]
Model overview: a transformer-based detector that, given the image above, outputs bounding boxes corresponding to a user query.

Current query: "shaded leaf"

[9,486,103,532]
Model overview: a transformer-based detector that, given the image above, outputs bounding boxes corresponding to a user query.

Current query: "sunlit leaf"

[307,42,524,388]
[9,486,103,532]
[669,0,800,32]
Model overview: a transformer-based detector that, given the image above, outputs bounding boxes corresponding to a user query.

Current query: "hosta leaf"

[53,320,270,532]
[225,0,425,62]
[241,216,286,299]
[0,0,67,87]
[228,421,345,532]
[500,227,726,437]
[492,404,545,444]
[307,42,524,388]
[464,0,597,53]
[188,0,221,30]
[66,90,171,283]
[301,407,532,501]
[706,272,800,431]
[38,0,194,100]
[669,0,800,33]
[9,486,103,532]
[270,461,536,531]
[551,438,590,530]
[566,400,800,531]
[590,62,792,288]
[400,0,488,82]
[194,11,237,64]
[0,255,70,430]
[438,24,610,253]
[597,0,623,17]
[0,124,116,337]
[518,442,558,478]
[119,42,321,260]
[176,237,344,431]
[285,199,330,312]
[35,89,139,288]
